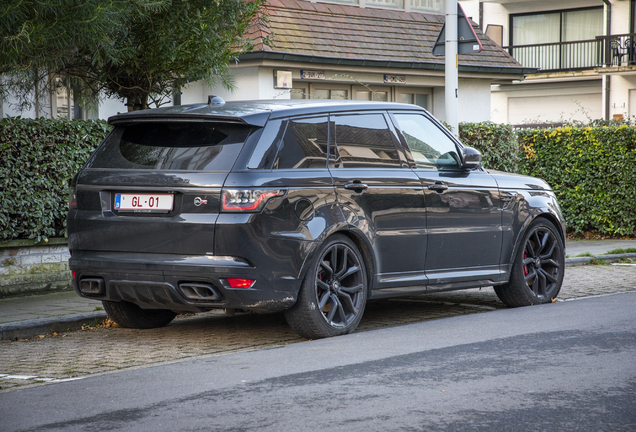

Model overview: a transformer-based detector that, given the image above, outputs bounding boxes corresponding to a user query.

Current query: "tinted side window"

[333,114,401,168]
[87,122,251,171]
[392,113,461,170]
[247,119,285,169]
[273,117,329,169]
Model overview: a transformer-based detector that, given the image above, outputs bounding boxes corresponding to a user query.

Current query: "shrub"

[459,122,520,173]
[0,117,111,240]
[518,126,636,237]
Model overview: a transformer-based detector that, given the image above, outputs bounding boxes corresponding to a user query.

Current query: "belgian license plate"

[114,193,174,212]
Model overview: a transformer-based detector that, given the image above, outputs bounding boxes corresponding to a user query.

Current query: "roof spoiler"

[107,114,248,126]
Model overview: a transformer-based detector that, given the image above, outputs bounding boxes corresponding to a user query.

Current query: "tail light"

[69,187,77,209]
[226,278,255,288]
[221,189,284,212]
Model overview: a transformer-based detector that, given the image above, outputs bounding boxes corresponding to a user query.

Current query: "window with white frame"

[511,7,602,70]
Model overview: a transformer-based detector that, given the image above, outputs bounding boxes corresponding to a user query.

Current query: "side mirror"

[462,146,482,170]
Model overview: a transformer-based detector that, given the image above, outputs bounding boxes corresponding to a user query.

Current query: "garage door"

[508,93,602,124]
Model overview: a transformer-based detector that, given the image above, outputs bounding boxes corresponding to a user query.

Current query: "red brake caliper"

[523,249,529,277]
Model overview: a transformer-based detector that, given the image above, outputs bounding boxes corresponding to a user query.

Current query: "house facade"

[2,0,533,123]
[460,0,636,124]
[196,0,533,124]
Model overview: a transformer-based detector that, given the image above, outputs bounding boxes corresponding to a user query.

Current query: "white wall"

[492,79,602,124]
[1,91,50,119]
[611,0,630,35]
[433,78,491,123]
[610,74,636,119]
[458,78,491,122]
[97,97,127,119]
[205,66,285,101]
[180,80,206,105]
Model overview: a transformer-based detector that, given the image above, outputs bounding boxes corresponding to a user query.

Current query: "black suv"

[68,99,566,339]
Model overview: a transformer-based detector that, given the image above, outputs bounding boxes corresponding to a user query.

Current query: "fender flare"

[508,208,566,265]
[296,224,377,293]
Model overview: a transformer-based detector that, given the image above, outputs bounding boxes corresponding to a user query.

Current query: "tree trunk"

[33,68,40,118]
[126,93,150,111]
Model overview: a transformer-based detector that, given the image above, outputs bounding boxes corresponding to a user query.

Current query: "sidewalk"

[1,239,635,341]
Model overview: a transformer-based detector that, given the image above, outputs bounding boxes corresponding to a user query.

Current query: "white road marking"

[0,374,85,383]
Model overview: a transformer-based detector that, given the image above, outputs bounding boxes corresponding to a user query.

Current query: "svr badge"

[194,197,207,206]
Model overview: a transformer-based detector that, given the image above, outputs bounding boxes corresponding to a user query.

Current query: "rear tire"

[102,300,177,329]
[495,218,565,307]
[285,235,368,339]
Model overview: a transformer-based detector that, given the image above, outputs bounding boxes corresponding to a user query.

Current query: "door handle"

[427,183,448,192]
[344,183,368,191]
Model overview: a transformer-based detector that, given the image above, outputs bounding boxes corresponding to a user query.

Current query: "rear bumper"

[69,251,300,313]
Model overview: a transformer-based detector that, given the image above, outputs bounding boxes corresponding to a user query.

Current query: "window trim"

[352,85,393,102]
[307,83,352,101]
[394,87,433,112]
[509,6,603,47]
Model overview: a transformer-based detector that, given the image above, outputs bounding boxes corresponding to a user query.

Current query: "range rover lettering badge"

[194,197,207,206]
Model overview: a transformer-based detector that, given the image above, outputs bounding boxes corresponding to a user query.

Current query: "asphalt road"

[1,291,635,432]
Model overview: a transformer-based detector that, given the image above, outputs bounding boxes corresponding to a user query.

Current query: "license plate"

[114,193,174,212]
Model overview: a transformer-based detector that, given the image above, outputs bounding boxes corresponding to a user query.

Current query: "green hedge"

[518,126,636,236]
[459,122,519,172]
[1,118,635,240]
[0,117,110,241]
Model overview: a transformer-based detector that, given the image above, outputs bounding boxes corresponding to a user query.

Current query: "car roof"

[107,99,427,127]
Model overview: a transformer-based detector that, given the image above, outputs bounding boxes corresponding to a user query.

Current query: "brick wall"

[0,239,72,298]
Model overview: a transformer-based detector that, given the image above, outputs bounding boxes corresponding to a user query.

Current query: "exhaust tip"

[79,278,105,295]
[178,283,221,301]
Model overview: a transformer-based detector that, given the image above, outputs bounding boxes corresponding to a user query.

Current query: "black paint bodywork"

[67,100,565,313]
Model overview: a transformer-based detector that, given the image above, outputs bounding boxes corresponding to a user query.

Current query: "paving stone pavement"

[0,264,635,393]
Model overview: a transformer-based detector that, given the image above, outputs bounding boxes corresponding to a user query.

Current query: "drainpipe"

[603,0,611,121]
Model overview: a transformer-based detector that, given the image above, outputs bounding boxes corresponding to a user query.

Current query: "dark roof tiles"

[248,0,521,69]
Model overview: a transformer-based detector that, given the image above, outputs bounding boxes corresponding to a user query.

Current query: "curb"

[565,252,636,267]
[0,311,107,341]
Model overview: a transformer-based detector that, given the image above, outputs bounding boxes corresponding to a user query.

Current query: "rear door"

[68,120,257,256]
[328,111,427,293]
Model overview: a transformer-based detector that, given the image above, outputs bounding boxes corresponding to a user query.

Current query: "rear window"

[87,122,253,171]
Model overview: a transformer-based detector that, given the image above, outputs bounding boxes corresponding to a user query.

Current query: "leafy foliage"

[88,0,268,110]
[458,122,519,173]
[518,126,636,237]
[0,0,164,112]
[0,118,110,240]
[0,0,267,112]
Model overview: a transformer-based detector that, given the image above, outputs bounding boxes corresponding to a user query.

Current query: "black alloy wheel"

[315,242,365,328]
[285,235,367,339]
[495,219,565,307]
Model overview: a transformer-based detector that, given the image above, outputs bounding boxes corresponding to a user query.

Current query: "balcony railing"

[504,39,599,72]
[503,33,636,72]
[596,33,636,67]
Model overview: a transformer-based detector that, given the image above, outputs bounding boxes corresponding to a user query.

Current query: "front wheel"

[495,219,565,307]
[285,235,368,339]
[102,300,177,329]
